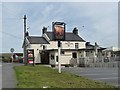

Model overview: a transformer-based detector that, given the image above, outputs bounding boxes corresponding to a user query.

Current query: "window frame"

[75,43,79,49]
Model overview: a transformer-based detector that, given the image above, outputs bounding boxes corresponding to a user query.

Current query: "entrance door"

[72,52,77,64]
[41,52,49,64]
[72,52,77,58]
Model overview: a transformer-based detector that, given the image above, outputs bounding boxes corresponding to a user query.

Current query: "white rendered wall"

[47,41,86,50]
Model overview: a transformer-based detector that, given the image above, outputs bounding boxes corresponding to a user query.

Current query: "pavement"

[2,63,24,88]
[0,63,2,89]
[61,67,119,87]
[1,63,119,88]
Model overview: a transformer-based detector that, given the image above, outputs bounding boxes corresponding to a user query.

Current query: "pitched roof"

[86,43,105,50]
[27,36,49,44]
[46,32,85,42]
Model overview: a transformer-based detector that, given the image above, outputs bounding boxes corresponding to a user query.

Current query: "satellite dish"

[10,48,15,53]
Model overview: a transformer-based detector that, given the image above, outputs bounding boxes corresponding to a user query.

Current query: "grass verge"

[14,65,115,88]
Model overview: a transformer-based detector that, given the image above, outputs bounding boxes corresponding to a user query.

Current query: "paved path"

[0,63,2,90]
[2,63,24,88]
[62,67,119,87]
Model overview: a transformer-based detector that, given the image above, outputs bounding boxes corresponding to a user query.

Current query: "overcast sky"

[1,1,118,53]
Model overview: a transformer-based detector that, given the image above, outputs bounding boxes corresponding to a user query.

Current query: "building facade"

[23,23,106,66]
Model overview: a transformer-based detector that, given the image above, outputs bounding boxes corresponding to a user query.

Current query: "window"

[75,43,79,49]
[56,56,58,62]
[43,45,47,50]
[72,52,77,58]
[61,50,65,54]
[51,54,54,60]
[86,51,89,57]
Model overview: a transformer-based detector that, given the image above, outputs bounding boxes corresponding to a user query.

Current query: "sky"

[1,0,118,53]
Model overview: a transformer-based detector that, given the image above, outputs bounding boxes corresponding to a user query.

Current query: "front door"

[72,52,77,59]
[41,52,49,64]
[72,52,77,64]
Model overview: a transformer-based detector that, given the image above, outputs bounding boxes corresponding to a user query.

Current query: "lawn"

[14,65,115,88]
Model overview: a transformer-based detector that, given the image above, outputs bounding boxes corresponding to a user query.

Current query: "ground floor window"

[72,52,77,58]
[61,50,65,54]
[51,54,54,60]
[56,56,58,62]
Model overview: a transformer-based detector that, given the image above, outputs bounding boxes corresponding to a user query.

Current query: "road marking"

[94,77,119,80]
[80,73,117,76]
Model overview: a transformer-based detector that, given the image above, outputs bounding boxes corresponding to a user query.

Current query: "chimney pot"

[25,31,29,36]
[42,27,47,34]
[73,27,78,35]
[86,42,90,46]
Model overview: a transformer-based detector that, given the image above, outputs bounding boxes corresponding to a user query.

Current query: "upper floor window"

[43,45,47,50]
[75,43,79,49]
[65,42,73,47]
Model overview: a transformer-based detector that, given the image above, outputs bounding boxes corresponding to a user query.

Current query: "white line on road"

[94,77,119,80]
[80,73,117,76]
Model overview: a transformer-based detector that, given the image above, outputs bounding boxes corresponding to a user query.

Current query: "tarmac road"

[2,63,24,88]
[62,67,119,87]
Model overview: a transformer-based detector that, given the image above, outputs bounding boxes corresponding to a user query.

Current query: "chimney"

[42,27,47,34]
[25,31,29,37]
[86,42,90,46]
[73,27,78,35]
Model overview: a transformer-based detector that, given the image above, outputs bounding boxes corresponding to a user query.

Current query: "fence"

[86,62,120,68]
[69,57,120,68]
[78,57,120,68]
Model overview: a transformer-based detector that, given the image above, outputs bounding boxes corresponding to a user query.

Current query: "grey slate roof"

[27,36,49,44]
[86,44,95,50]
[46,32,85,42]
[86,43,105,50]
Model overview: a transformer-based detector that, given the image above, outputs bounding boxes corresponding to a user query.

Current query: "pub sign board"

[53,22,66,41]
[27,49,34,64]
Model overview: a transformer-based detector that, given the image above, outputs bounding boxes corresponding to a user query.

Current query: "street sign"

[10,48,14,53]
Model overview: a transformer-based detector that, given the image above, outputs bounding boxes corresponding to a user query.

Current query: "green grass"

[14,65,115,88]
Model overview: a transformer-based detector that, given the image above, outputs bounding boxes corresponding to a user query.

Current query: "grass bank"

[14,65,114,88]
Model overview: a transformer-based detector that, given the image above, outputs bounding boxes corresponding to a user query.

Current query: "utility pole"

[23,15,27,65]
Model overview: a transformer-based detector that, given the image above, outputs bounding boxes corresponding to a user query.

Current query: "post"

[11,52,13,63]
[58,40,61,73]
[23,15,27,65]
[10,48,14,63]
[94,42,98,63]
[53,22,66,73]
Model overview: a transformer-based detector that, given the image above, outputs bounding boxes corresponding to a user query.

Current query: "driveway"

[62,67,119,87]
[2,63,24,88]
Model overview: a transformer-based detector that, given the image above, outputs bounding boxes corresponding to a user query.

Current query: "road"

[2,63,24,88]
[62,67,119,87]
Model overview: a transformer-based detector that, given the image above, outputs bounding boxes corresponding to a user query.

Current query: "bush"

[2,57,11,63]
